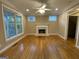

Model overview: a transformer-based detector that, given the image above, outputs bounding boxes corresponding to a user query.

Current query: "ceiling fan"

[35,4,51,14]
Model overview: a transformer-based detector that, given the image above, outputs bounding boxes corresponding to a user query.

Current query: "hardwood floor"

[0,35,79,59]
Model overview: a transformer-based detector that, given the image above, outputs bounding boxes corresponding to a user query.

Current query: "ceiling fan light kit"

[26,9,30,12]
[55,8,58,11]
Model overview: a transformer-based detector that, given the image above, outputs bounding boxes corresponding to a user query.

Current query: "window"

[16,16,22,34]
[3,5,23,41]
[4,12,16,38]
[49,16,57,22]
[28,16,36,22]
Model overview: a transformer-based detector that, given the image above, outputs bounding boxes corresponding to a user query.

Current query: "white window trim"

[2,4,24,42]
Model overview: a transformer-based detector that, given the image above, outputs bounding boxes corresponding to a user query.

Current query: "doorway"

[68,16,78,39]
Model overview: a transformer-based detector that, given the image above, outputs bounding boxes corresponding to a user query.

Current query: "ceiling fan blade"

[35,9,45,14]
[41,4,46,9]
[44,9,51,11]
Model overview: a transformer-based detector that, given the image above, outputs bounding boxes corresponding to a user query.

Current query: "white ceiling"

[2,0,79,16]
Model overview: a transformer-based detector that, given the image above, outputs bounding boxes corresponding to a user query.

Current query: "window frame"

[2,4,24,41]
[15,15,23,34]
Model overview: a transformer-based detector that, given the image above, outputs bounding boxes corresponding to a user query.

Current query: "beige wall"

[58,12,68,39]
[25,16,58,34]
[0,2,5,47]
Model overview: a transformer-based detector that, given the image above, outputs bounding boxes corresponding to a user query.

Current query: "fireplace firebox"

[36,26,48,36]
[39,29,46,33]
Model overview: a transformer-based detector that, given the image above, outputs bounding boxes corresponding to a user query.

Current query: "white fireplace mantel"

[36,25,48,36]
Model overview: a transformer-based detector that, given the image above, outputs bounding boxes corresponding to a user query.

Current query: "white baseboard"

[57,33,65,40]
[48,33,58,36]
[26,33,57,36]
[0,34,26,54]
[26,33,58,36]
[75,45,79,48]
[35,34,49,36]
[26,33,36,36]
[26,33,49,36]
[26,33,65,40]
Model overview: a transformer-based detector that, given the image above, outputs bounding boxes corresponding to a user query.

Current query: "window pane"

[16,16,22,34]
[28,16,36,22]
[16,23,22,34]
[8,22,16,37]
[4,12,16,38]
[16,16,22,23]
[49,16,57,22]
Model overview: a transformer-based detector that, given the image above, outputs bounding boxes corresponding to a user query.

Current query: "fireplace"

[36,26,48,36]
[39,29,46,34]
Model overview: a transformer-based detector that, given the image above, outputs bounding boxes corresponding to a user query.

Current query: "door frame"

[65,16,79,47]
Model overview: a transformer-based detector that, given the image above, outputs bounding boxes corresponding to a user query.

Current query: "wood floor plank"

[0,35,79,59]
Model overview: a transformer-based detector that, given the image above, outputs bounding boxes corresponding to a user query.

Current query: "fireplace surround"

[36,25,48,36]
